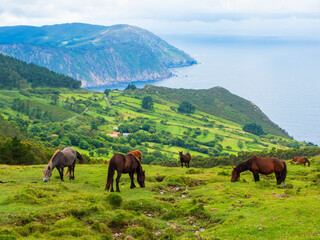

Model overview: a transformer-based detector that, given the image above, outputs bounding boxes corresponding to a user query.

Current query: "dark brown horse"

[43,147,84,182]
[179,151,191,168]
[231,155,287,185]
[105,153,145,192]
[128,150,142,163]
[293,157,310,167]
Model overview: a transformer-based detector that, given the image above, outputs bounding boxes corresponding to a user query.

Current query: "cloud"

[0,0,320,37]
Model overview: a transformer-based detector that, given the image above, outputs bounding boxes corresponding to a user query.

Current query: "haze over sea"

[88,35,320,146]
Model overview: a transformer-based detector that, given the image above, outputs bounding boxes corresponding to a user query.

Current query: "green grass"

[0,156,319,239]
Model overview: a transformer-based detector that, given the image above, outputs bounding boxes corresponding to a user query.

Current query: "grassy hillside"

[0,86,310,165]
[0,156,319,239]
[135,85,288,138]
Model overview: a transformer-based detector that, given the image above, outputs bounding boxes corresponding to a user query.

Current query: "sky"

[0,0,320,38]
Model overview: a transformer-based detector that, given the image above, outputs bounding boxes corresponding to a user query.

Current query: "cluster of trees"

[243,123,265,136]
[0,136,52,165]
[142,96,154,110]
[178,101,196,113]
[12,98,55,121]
[0,54,81,89]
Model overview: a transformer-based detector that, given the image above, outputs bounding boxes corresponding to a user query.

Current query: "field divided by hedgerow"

[0,156,319,239]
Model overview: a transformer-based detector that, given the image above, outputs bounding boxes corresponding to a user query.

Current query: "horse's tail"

[306,158,310,167]
[65,168,69,176]
[105,156,115,191]
[76,151,84,164]
[279,161,287,184]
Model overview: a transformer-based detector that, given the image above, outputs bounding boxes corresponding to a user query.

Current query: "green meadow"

[0,156,319,239]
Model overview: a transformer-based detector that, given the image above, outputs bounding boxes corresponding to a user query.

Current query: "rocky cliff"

[0,23,196,87]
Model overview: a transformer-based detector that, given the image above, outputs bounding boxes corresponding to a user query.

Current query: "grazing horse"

[179,151,191,168]
[293,157,310,167]
[231,155,287,185]
[105,153,145,192]
[128,150,142,163]
[43,147,84,182]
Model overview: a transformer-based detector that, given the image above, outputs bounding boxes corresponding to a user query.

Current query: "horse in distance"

[231,155,287,185]
[105,153,145,192]
[43,147,84,182]
[179,151,191,168]
[293,157,310,167]
[128,150,142,163]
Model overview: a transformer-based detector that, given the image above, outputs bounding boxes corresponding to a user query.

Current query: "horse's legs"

[253,172,260,182]
[181,161,183,168]
[129,172,136,188]
[275,172,281,184]
[187,162,189,168]
[116,172,122,192]
[110,177,114,192]
[58,167,64,182]
[72,163,75,180]
[68,166,72,180]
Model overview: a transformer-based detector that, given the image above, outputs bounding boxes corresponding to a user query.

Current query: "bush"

[243,123,265,136]
[178,101,196,113]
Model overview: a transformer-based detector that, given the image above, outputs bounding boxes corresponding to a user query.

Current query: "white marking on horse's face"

[43,166,52,182]
[43,176,50,182]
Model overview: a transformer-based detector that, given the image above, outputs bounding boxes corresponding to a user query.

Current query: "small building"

[122,133,130,138]
[107,132,120,138]
[112,126,119,130]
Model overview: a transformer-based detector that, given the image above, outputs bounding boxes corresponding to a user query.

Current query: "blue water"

[88,35,320,146]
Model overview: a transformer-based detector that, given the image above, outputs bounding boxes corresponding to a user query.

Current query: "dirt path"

[104,94,111,108]
[67,105,91,121]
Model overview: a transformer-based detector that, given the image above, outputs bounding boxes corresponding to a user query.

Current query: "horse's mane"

[128,152,141,165]
[235,156,254,173]
[48,150,60,169]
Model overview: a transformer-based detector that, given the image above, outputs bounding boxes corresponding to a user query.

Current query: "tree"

[125,84,137,91]
[178,101,196,113]
[104,89,111,97]
[243,123,265,136]
[129,138,137,147]
[51,95,59,105]
[142,96,154,110]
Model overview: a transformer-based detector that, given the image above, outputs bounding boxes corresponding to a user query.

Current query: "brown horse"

[128,150,142,163]
[293,157,310,167]
[105,153,145,192]
[43,147,84,182]
[179,151,191,168]
[231,155,287,185]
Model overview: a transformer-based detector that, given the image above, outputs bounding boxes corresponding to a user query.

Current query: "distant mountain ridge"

[0,23,196,87]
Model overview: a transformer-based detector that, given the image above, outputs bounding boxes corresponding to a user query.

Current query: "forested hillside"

[0,54,81,89]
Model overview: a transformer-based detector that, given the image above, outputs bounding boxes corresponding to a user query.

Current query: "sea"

[87,34,320,146]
